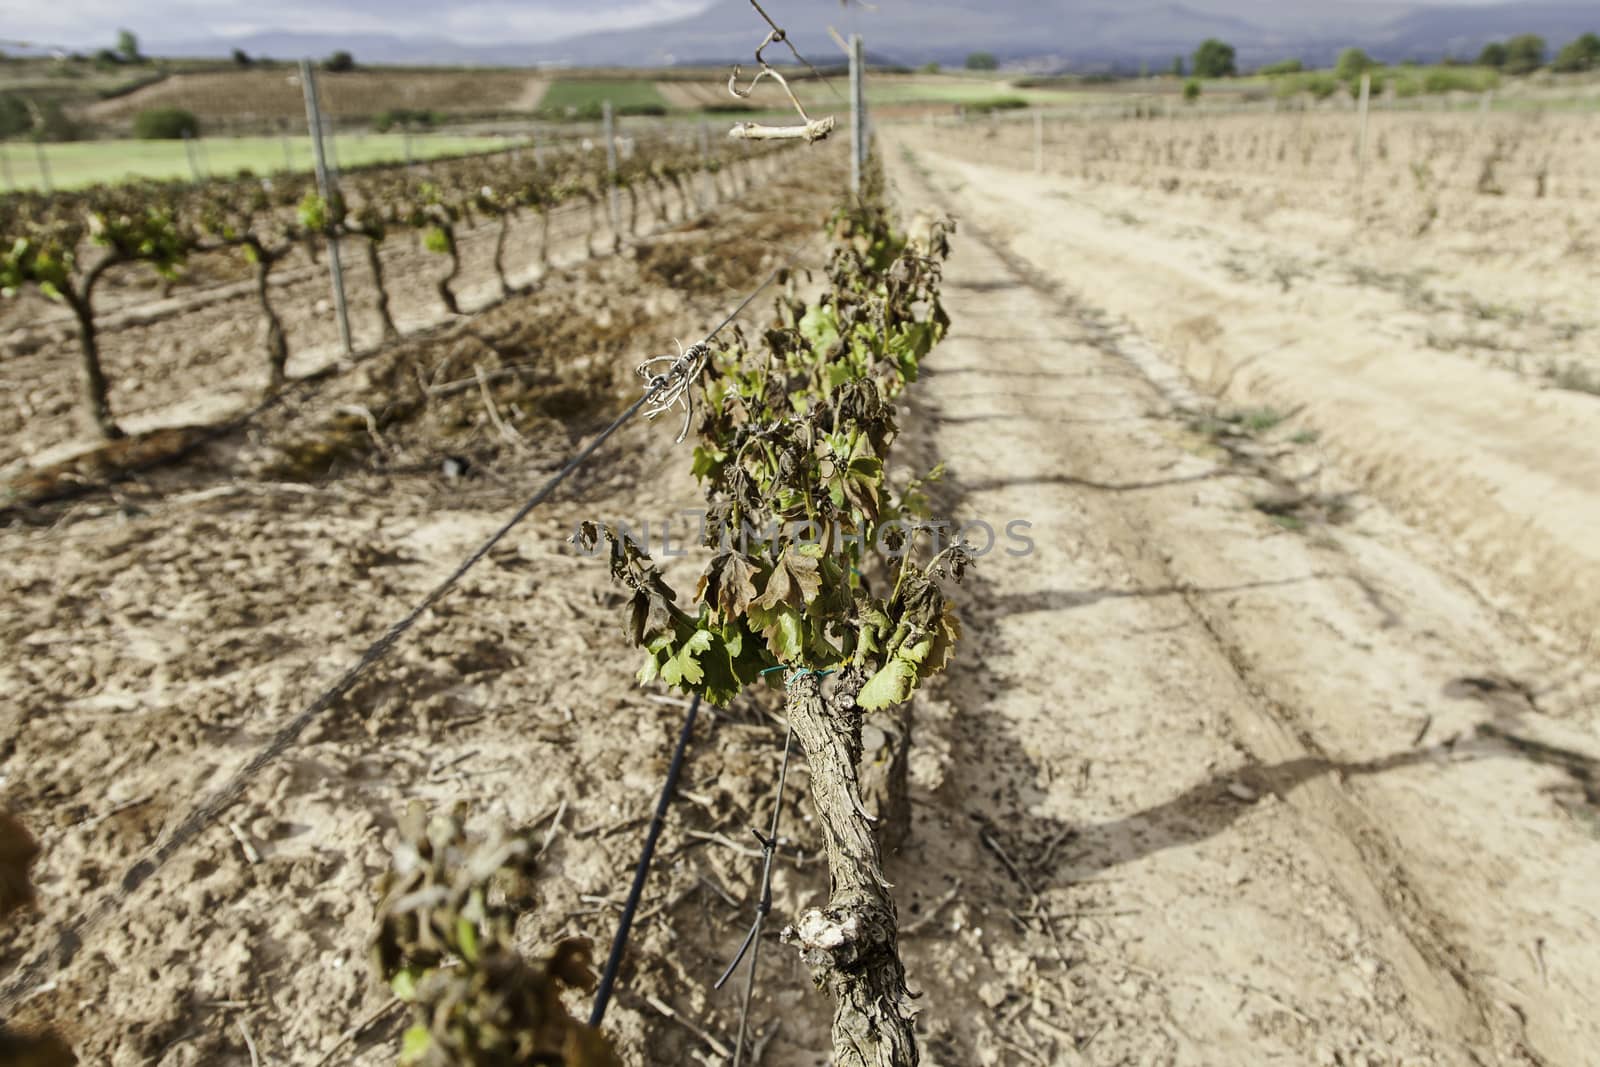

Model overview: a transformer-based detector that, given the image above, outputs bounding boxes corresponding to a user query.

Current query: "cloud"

[6,0,715,49]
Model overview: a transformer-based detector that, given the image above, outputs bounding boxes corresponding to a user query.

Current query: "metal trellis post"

[300,58,354,359]
[603,100,621,246]
[850,33,866,197]
[33,140,52,194]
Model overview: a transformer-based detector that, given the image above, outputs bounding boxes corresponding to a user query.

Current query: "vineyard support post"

[403,128,415,172]
[1480,90,1493,120]
[300,58,354,360]
[1355,71,1371,212]
[33,140,52,194]
[699,121,714,208]
[603,100,621,248]
[325,117,342,173]
[0,142,12,192]
[182,129,202,182]
[850,33,866,197]
[1033,109,1043,173]
[280,127,293,172]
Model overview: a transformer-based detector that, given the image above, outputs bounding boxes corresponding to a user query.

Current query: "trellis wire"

[588,693,702,1027]
[714,726,795,1067]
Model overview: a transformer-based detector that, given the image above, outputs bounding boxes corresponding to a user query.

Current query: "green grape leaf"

[390,967,420,1001]
[858,658,918,710]
[399,1024,433,1065]
[660,627,714,687]
[799,303,839,351]
[456,915,480,963]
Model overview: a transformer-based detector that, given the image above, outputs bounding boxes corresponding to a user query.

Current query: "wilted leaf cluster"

[371,803,619,1067]
[589,161,964,711]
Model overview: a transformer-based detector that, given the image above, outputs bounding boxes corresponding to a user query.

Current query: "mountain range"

[146,1,1600,71]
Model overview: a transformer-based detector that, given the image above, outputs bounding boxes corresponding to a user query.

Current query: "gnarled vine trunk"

[249,245,289,391]
[361,237,400,341]
[625,183,640,236]
[670,173,691,220]
[492,211,513,297]
[61,257,124,441]
[647,176,669,225]
[584,193,600,258]
[784,671,918,1067]
[435,225,461,315]
[538,208,552,268]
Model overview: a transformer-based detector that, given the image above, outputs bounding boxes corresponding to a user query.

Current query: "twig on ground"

[227,822,261,865]
[750,1019,781,1064]
[237,1018,261,1067]
[309,998,403,1067]
[684,829,766,859]
[474,363,525,450]
[643,993,734,1059]
[902,879,963,935]
[538,798,568,857]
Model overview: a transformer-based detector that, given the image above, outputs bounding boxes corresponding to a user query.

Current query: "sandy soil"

[895,114,1600,645]
[3,116,1598,1067]
[876,132,1600,1065]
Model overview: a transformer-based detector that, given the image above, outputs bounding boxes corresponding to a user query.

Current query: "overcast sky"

[1,0,1534,50]
[4,0,710,48]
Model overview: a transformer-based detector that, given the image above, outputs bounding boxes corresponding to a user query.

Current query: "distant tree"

[31,100,80,142]
[1183,78,1201,102]
[1170,55,1185,77]
[1478,41,1509,68]
[919,61,940,74]
[324,50,355,72]
[133,106,199,140]
[1258,58,1303,75]
[231,48,252,67]
[92,48,123,68]
[1552,32,1600,72]
[116,29,141,63]
[1192,39,1236,78]
[964,51,997,71]
[1336,47,1378,82]
[1503,33,1546,74]
[0,93,31,139]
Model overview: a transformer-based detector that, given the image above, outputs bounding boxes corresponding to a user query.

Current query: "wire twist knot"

[636,341,711,443]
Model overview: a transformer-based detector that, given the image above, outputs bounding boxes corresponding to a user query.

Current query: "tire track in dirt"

[889,134,1600,650]
[883,143,1600,1065]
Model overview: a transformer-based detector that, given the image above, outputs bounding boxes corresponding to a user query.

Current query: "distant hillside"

[146,1,1600,71]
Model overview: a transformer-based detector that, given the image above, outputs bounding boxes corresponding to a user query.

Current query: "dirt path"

[877,144,1600,1065]
[886,128,1600,646]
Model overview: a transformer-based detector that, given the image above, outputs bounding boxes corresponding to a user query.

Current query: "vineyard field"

[0,132,513,192]
[1,57,1599,1067]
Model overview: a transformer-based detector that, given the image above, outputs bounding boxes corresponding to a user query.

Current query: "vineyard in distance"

[3,4,1600,1067]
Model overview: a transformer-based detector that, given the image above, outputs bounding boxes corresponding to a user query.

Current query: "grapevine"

[1,135,794,441]
[582,154,958,1066]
